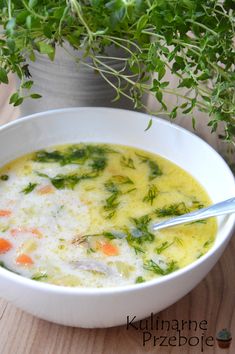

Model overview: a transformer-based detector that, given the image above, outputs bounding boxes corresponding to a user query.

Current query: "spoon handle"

[152,197,235,231]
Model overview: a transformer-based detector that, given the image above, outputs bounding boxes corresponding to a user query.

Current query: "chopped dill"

[203,239,213,248]
[155,241,174,254]
[34,150,63,163]
[103,176,135,218]
[21,182,38,194]
[144,259,178,275]
[36,171,98,190]
[90,157,107,172]
[34,144,116,170]
[125,215,155,253]
[109,175,134,185]
[120,156,136,169]
[136,153,162,180]
[143,184,159,205]
[155,202,189,217]
[32,272,48,281]
[135,276,145,283]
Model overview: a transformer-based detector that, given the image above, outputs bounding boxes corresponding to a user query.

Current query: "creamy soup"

[0,144,216,287]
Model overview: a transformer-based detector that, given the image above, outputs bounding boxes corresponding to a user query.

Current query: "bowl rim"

[0,106,234,295]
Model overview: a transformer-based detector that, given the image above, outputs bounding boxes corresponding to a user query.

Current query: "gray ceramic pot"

[19,45,144,117]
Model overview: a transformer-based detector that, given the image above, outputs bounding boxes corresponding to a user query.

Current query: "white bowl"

[0,107,234,328]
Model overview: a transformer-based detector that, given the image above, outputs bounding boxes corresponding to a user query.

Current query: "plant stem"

[185,19,218,36]
[22,0,47,20]
[69,0,93,43]
[7,0,12,19]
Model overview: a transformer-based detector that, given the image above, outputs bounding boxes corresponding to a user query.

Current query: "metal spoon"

[151,197,235,231]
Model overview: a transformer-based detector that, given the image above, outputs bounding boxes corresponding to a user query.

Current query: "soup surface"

[0,144,216,287]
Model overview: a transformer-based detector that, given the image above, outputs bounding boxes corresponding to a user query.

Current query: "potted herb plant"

[0,1,234,159]
[216,328,232,348]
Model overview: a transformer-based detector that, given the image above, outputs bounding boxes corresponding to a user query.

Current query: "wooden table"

[0,80,234,354]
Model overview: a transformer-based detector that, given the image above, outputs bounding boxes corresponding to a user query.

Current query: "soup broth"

[0,144,216,287]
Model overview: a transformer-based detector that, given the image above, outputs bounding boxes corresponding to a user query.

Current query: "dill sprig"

[155,202,189,217]
[103,175,135,218]
[120,156,136,169]
[21,182,38,194]
[144,259,178,276]
[143,184,159,205]
[136,154,162,180]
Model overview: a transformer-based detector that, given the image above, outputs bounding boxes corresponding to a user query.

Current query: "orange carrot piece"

[0,238,13,254]
[0,210,12,217]
[38,185,54,195]
[16,254,34,265]
[100,242,119,256]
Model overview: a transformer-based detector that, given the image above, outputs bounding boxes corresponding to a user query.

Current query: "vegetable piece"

[0,175,9,181]
[21,239,37,253]
[38,185,54,195]
[16,254,34,265]
[0,238,13,253]
[99,242,119,256]
[0,210,12,217]
[10,227,42,238]
[72,259,113,275]
[114,261,134,278]
[21,182,38,194]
